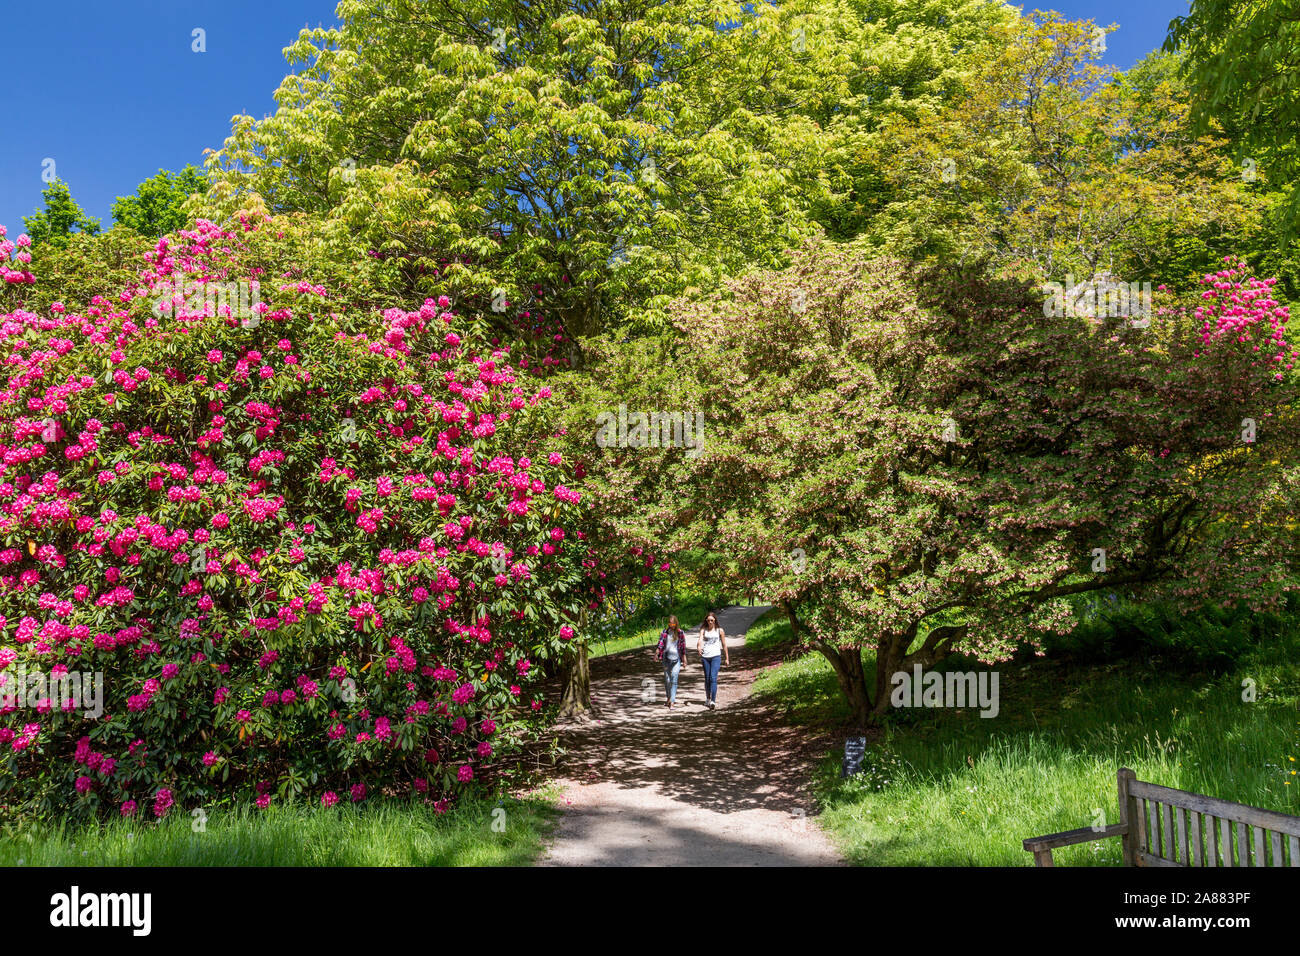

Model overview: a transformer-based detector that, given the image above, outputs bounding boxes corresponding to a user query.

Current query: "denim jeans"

[702,655,721,702]
[663,659,681,703]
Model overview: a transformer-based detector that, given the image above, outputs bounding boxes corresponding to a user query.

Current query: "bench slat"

[1290,835,1299,867]
[1271,830,1283,866]
[1162,803,1175,863]
[1129,779,1300,836]
[1137,850,1182,867]
[1147,799,1159,857]
[1253,825,1265,867]
[1129,790,1146,866]
[1190,810,1202,867]
[1220,816,1233,867]
[1235,821,1248,866]
[1177,807,1189,865]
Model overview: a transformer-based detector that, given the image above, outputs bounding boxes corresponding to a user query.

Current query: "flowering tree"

[659,239,1300,726]
[0,218,588,820]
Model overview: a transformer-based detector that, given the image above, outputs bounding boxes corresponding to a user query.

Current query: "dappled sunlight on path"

[540,605,843,866]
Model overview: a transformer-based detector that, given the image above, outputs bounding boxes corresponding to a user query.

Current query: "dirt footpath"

[539,605,843,866]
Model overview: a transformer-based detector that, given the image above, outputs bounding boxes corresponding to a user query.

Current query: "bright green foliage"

[202,0,861,338]
[111,166,209,238]
[808,0,1020,241]
[868,12,1259,288]
[1166,0,1300,235]
[22,181,101,250]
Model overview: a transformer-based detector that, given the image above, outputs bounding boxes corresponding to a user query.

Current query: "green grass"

[0,791,560,866]
[748,613,1300,866]
[588,590,715,658]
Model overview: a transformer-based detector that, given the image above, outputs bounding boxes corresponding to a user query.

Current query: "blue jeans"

[663,659,681,703]
[702,655,721,702]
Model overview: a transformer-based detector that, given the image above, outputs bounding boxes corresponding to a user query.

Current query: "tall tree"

[203,0,859,338]
[111,165,208,238]
[869,11,1259,287]
[22,180,101,249]
[806,0,1021,241]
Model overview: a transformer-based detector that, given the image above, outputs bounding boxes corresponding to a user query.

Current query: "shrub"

[0,218,587,822]
[1047,592,1300,672]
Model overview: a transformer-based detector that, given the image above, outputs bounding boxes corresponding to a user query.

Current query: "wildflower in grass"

[320,791,339,807]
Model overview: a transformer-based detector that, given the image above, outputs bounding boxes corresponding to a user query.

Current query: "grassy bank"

[747,612,1300,865]
[0,791,559,866]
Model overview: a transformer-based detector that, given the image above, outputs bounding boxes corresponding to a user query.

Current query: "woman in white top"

[696,612,729,709]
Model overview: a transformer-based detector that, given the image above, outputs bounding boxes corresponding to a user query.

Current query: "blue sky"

[0,0,1192,235]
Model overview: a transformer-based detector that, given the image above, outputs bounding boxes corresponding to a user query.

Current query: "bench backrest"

[1118,768,1300,867]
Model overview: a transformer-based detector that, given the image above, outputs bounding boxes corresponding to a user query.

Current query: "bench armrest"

[1024,823,1128,853]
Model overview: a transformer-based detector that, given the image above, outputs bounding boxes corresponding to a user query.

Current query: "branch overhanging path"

[539,605,843,866]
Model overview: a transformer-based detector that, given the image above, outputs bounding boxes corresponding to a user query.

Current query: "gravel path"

[539,605,843,866]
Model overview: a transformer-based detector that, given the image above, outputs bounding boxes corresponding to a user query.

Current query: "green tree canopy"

[1166,0,1300,234]
[806,0,1021,241]
[201,0,868,339]
[867,12,1260,288]
[22,180,101,249]
[111,165,209,238]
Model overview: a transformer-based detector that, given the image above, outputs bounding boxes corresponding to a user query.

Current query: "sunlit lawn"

[0,790,559,867]
[747,612,1300,865]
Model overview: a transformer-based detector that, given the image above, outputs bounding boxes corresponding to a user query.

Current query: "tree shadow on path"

[550,605,833,818]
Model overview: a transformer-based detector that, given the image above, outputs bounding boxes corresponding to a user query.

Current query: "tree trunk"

[557,642,593,720]
[782,600,876,727]
[872,634,907,717]
[815,643,874,729]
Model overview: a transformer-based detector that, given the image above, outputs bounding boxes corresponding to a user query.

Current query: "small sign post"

[842,736,867,778]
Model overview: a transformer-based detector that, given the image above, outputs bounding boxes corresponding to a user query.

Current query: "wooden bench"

[1024,768,1300,867]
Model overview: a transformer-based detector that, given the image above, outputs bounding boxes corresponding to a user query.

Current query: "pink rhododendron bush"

[0,218,588,821]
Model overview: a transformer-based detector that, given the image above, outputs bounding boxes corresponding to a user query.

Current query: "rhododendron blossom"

[0,218,589,819]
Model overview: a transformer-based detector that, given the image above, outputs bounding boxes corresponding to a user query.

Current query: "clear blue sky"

[0,0,1192,236]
